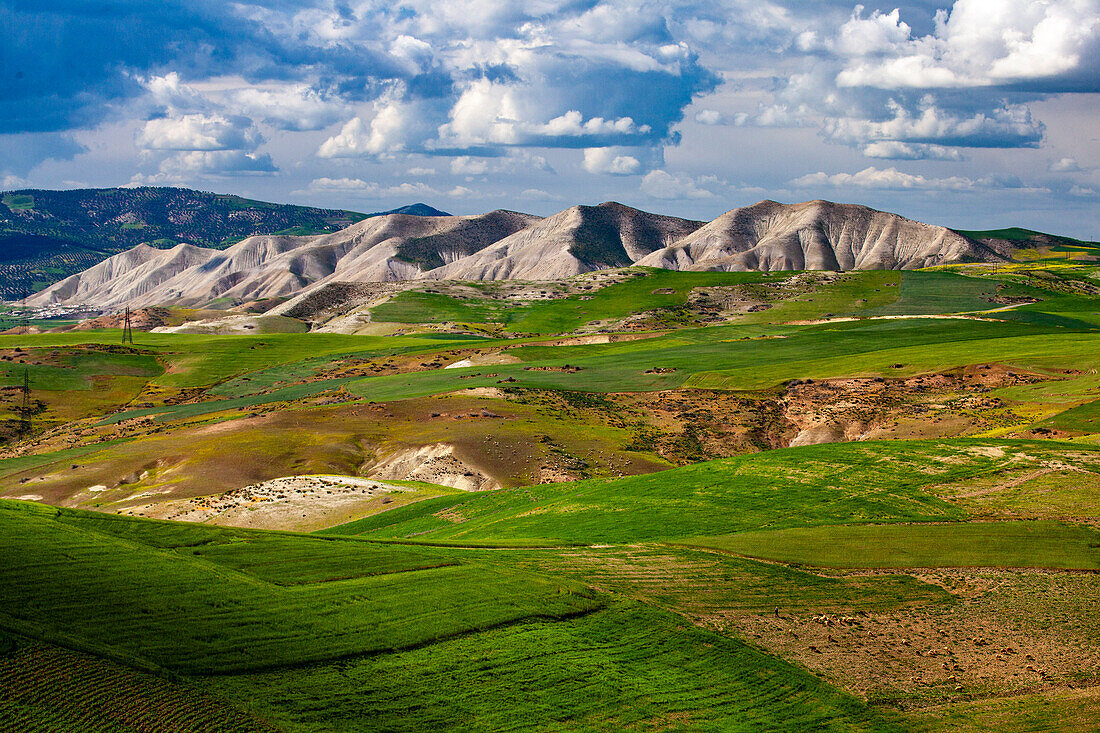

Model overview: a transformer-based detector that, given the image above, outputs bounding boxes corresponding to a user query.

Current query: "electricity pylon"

[122,306,134,345]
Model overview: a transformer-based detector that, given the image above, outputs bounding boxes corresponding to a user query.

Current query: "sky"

[2,0,1099,238]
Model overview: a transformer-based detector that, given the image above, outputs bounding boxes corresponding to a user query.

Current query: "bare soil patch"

[123,474,412,531]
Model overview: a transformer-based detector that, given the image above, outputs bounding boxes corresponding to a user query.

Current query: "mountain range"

[0,187,448,298]
[27,197,1064,311]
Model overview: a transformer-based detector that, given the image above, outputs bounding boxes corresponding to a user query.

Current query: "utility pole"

[122,306,134,345]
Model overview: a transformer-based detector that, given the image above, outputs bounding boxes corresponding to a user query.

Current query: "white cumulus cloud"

[139,113,263,151]
[861,141,963,161]
[833,0,1100,89]
[318,101,418,158]
[1051,157,1085,172]
[582,148,643,175]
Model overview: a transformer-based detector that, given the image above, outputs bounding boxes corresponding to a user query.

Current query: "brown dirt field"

[713,569,1100,709]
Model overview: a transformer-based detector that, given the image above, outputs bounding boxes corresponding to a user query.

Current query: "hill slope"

[0,187,449,298]
[27,210,538,308]
[25,198,1067,311]
[636,200,999,271]
[424,202,703,280]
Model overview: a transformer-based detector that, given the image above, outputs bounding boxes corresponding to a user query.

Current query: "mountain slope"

[636,200,998,272]
[27,210,538,309]
[423,202,704,281]
[0,187,449,298]
[26,198,1048,311]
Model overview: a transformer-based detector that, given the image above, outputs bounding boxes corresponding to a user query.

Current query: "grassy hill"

[0,497,909,732]
[2,437,1099,729]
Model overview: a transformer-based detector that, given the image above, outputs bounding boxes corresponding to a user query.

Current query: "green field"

[4,436,1100,729]
[372,269,773,333]
[36,310,1095,428]
[0,497,917,731]
[324,440,1099,545]
[206,601,901,733]
[686,521,1100,569]
[0,501,598,675]
[4,267,1099,434]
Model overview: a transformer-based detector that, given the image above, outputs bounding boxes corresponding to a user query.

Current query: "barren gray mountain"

[27,210,539,309]
[424,202,704,281]
[28,199,1010,310]
[637,200,998,271]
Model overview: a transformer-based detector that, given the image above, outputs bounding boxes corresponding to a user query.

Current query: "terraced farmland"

[0,641,275,732]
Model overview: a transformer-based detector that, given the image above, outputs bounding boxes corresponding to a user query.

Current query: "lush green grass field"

[370,289,517,324]
[685,521,1100,569]
[371,269,1082,334]
[341,317,1100,404]
[0,497,919,732]
[372,269,772,333]
[687,325,1100,392]
[1044,397,1100,432]
[0,500,597,675]
[325,440,1070,544]
[0,349,161,393]
[328,440,1100,546]
[4,265,1098,432]
[4,438,1098,730]
[861,272,1028,316]
[206,601,902,733]
[67,312,1099,427]
[0,330,485,391]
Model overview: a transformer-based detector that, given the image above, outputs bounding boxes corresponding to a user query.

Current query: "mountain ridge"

[0,187,449,298]
[636,199,998,272]
[24,198,1087,312]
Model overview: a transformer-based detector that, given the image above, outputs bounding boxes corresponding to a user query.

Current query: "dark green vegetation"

[955,226,1100,252]
[0,187,449,297]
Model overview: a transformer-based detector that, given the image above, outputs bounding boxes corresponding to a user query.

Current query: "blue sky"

[2,0,1098,237]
